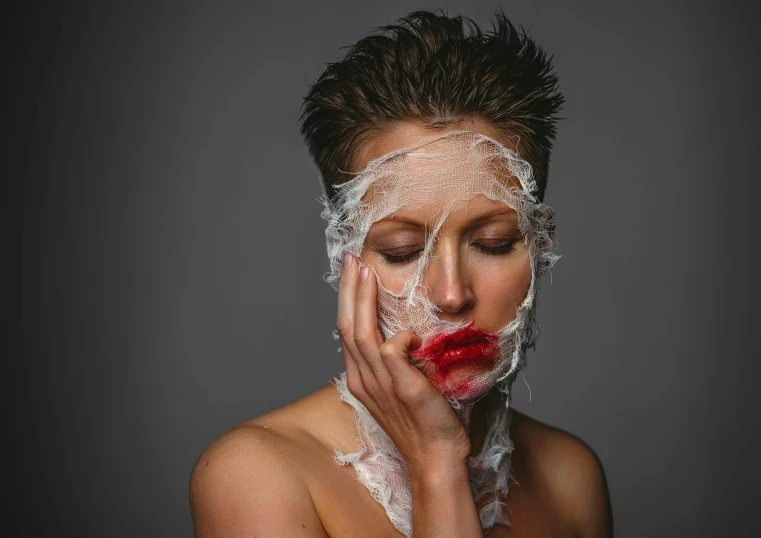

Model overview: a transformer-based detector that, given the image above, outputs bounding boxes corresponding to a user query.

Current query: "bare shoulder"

[511,409,614,538]
[190,419,330,537]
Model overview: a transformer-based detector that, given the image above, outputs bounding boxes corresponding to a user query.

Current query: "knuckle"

[335,317,353,337]
[353,330,372,348]
[378,341,395,358]
[394,379,424,403]
[346,377,365,399]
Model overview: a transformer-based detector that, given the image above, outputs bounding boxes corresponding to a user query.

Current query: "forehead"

[358,132,527,220]
[373,193,520,229]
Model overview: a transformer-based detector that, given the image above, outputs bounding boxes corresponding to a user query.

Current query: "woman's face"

[354,121,534,396]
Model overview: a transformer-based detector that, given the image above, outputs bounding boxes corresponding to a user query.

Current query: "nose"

[424,238,475,318]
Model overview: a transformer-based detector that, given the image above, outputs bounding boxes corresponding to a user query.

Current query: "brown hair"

[300,9,564,203]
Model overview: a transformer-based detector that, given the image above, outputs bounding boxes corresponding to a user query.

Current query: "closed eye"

[380,240,517,265]
[473,240,517,255]
[380,248,424,265]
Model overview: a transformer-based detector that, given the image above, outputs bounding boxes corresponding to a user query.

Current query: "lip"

[410,323,499,371]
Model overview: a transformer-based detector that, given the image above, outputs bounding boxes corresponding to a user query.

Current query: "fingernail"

[343,252,354,268]
[360,266,369,282]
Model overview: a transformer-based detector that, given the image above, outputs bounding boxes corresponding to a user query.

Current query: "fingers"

[336,253,363,384]
[337,253,424,405]
[380,331,423,382]
[354,264,392,387]
[336,253,387,399]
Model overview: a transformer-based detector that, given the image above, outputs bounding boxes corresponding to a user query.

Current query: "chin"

[423,361,498,402]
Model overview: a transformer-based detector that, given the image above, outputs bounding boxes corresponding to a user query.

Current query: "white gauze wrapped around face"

[323,130,560,536]
[325,130,559,408]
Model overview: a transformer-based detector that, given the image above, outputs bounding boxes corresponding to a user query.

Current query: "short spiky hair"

[300,10,564,203]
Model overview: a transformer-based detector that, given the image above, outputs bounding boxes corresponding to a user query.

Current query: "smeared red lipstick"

[410,323,499,372]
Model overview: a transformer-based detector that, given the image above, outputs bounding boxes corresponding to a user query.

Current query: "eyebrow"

[377,207,518,227]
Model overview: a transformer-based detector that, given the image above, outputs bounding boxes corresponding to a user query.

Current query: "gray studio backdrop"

[14,1,759,537]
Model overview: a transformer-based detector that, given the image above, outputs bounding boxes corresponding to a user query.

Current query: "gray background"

[9,1,760,537]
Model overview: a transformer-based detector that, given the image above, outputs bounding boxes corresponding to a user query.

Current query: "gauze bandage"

[322,130,560,536]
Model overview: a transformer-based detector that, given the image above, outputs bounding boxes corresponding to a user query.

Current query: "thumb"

[378,331,423,381]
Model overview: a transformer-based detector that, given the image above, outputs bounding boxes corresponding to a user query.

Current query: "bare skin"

[190,120,614,537]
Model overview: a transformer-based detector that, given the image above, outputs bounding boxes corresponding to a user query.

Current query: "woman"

[191,10,613,537]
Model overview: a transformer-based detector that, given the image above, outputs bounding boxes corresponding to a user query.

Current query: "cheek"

[359,251,417,295]
[473,255,533,328]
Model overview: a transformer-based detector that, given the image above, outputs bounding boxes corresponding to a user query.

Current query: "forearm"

[410,462,483,537]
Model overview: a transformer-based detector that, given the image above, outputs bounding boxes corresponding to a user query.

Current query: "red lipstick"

[410,324,499,372]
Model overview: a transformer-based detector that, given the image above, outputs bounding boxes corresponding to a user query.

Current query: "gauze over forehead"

[323,130,559,405]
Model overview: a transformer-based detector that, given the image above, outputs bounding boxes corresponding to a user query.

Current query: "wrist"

[408,457,470,489]
[409,458,482,536]
[404,438,472,477]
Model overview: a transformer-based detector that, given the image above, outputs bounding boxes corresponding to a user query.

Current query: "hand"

[336,253,472,474]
